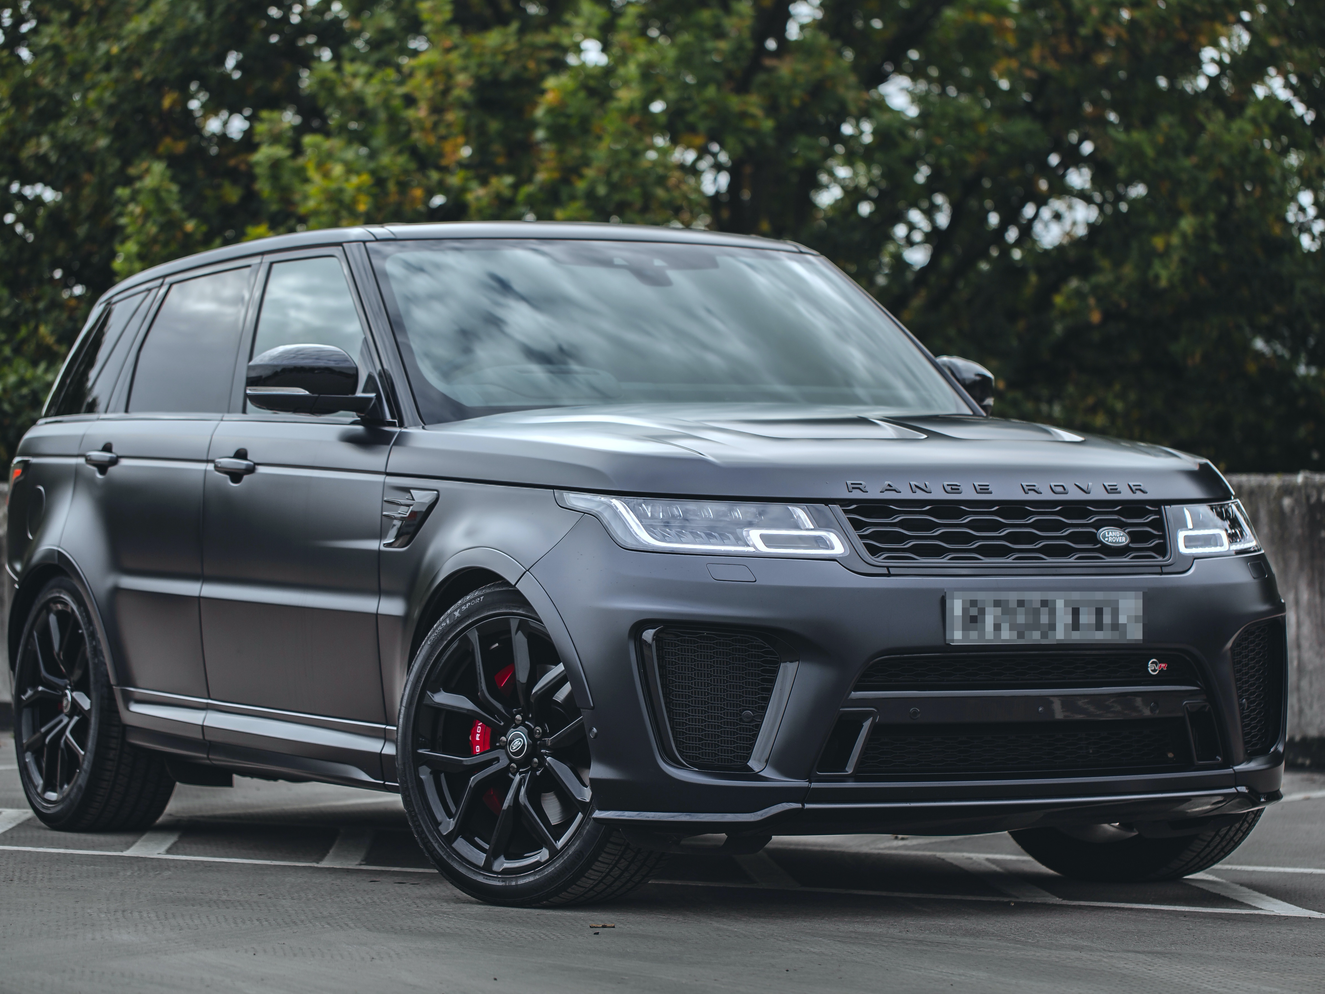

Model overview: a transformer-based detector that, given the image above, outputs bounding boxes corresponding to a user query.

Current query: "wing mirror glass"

[246,344,378,415]
[936,355,995,414]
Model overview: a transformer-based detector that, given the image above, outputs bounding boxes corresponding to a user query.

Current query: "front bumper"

[529,516,1286,836]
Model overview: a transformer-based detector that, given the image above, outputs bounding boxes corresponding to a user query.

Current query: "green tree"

[0,0,355,462]
[3,0,1323,470]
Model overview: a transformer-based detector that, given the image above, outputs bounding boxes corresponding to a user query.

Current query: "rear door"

[64,264,253,751]
[199,248,395,783]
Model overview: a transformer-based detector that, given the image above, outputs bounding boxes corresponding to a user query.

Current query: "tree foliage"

[3,0,1323,470]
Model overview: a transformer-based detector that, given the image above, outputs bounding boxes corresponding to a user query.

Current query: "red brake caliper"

[470,720,504,814]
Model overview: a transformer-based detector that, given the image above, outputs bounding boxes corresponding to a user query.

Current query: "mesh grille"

[839,501,1168,564]
[854,719,1191,778]
[855,650,1200,691]
[652,629,782,771]
[1231,620,1285,756]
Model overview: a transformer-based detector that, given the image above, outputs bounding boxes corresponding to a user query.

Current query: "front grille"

[855,650,1200,691]
[839,501,1168,565]
[1231,620,1285,756]
[649,628,783,771]
[854,719,1191,778]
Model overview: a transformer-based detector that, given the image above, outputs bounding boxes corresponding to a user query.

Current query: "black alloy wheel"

[16,589,93,804]
[13,577,175,831]
[399,584,662,905]
[1011,810,1265,881]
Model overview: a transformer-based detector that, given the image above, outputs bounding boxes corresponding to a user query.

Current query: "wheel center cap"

[60,689,72,715]
[505,728,531,762]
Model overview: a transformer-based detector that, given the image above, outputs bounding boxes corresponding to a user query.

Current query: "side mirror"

[246,344,378,415]
[936,355,995,414]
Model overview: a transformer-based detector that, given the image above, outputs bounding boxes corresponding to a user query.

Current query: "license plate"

[947,591,1144,644]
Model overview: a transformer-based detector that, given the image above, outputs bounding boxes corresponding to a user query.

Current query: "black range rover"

[6,223,1285,905]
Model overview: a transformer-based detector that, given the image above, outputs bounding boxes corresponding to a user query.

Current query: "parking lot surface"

[1,733,1322,994]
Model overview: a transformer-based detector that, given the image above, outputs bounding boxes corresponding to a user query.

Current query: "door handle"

[213,449,256,482]
[84,449,119,473]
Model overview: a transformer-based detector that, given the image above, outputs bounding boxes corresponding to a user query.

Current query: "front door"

[199,250,394,782]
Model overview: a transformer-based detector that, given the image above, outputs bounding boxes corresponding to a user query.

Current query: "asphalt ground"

[1,729,1322,994]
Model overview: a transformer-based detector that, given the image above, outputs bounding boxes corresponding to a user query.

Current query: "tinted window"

[248,256,369,401]
[370,240,966,422]
[128,267,250,414]
[48,290,150,417]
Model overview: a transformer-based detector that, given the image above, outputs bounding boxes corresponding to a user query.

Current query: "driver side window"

[248,256,371,407]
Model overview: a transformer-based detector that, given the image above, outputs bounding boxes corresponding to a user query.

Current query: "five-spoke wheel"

[16,591,93,803]
[13,578,175,831]
[398,584,662,905]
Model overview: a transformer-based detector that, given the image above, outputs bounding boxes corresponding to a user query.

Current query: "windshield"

[369,238,968,422]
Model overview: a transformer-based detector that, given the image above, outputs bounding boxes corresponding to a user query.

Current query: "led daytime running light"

[558,492,848,557]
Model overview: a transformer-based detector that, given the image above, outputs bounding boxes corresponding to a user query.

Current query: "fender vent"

[1231,619,1286,757]
[641,628,785,772]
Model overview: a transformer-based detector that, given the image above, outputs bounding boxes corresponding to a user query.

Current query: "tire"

[12,577,175,832]
[398,583,663,906]
[1010,811,1264,882]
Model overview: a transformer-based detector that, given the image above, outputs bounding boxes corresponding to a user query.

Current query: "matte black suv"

[7,223,1286,905]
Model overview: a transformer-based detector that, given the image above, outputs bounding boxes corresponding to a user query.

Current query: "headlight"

[1175,500,1260,555]
[557,492,848,556]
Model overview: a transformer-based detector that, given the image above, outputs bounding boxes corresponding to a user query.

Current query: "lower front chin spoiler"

[593,786,1277,840]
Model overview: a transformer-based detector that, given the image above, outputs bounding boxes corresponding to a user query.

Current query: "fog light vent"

[1231,619,1285,757]
[640,627,786,772]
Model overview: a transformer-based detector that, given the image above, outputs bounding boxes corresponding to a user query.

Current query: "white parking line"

[0,809,32,836]
[0,843,434,873]
[734,851,801,889]
[1187,873,1325,918]
[936,853,1063,903]
[124,828,182,856]
[320,828,375,867]
[0,840,1319,918]
[650,877,1314,918]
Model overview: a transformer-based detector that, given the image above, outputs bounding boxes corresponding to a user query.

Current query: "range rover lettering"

[6,224,1286,906]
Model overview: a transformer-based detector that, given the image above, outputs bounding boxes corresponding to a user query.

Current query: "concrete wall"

[0,477,1320,761]
[1228,473,1325,767]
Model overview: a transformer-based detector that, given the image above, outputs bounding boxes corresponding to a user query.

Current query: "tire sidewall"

[13,577,110,828]
[397,584,614,905]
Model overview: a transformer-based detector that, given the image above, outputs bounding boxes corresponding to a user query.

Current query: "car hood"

[387,405,1232,503]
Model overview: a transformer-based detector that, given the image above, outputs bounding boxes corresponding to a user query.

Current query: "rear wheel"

[1010,811,1264,882]
[13,577,175,831]
[398,584,663,906]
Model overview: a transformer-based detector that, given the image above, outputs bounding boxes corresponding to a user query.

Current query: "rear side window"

[128,267,250,414]
[47,290,150,417]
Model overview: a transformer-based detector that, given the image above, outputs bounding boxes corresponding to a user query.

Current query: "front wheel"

[397,584,663,906]
[1010,811,1264,882]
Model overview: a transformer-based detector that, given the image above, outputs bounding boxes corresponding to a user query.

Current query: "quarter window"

[48,289,148,417]
[128,267,251,414]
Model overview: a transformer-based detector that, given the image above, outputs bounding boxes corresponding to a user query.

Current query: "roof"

[101,221,809,303]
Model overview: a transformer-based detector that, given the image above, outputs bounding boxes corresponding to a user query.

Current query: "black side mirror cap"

[246,343,378,416]
[936,355,995,414]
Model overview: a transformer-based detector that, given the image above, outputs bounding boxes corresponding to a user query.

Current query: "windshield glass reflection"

[370,239,965,422]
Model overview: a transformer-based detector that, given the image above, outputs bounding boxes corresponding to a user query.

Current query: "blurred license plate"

[947,591,1143,643]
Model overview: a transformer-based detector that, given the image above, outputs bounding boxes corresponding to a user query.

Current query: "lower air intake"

[853,719,1192,779]
[645,628,783,772]
[1231,619,1286,757]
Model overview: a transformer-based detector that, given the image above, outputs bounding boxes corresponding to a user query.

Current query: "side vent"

[639,627,796,773]
[1231,619,1286,757]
